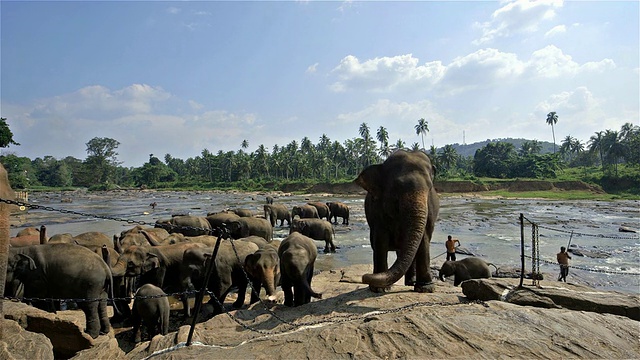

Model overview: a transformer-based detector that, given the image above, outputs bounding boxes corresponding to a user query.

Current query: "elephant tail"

[105,264,122,316]
[301,275,322,299]
[488,263,499,275]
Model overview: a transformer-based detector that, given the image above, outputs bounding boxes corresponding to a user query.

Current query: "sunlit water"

[10,190,640,294]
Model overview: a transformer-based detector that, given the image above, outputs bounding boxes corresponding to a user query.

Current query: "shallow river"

[9,190,640,294]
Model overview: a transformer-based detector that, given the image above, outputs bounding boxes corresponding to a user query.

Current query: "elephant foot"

[368,285,391,293]
[413,282,436,293]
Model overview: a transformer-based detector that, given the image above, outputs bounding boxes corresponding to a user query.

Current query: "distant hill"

[442,138,556,158]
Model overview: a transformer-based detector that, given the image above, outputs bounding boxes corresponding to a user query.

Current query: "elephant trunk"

[39,225,47,244]
[110,257,127,277]
[362,191,428,288]
[140,230,160,246]
[439,272,445,281]
[263,268,277,301]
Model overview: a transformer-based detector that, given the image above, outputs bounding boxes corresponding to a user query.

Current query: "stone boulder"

[71,337,126,360]
[461,278,640,320]
[0,319,54,360]
[3,301,114,358]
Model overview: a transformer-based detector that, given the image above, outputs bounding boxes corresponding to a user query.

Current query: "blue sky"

[1,0,638,167]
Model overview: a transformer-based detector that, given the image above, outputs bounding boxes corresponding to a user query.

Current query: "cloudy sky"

[1,0,638,167]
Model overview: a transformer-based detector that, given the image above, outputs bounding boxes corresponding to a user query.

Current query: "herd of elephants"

[5,150,494,343]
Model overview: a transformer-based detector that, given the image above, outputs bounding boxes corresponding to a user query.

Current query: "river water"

[9,190,640,294]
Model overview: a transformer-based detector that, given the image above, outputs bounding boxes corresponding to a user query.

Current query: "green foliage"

[473,142,516,178]
[0,118,20,148]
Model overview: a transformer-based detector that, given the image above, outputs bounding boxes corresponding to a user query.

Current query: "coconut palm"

[546,112,558,153]
[414,118,429,150]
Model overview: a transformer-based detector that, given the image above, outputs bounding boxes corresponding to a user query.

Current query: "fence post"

[186,228,226,346]
[519,213,525,288]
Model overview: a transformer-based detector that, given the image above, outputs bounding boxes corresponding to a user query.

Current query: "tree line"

[0,117,638,190]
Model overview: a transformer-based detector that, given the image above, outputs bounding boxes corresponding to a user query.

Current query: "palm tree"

[545,112,558,153]
[415,118,429,150]
[241,139,249,151]
[560,135,574,162]
[376,126,388,148]
[438,144,459,174]
[588,131,605,170]
[393,139,405,151]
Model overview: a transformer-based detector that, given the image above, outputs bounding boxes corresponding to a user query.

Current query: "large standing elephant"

[290,218,336,253]
[439,257,492,286]
[306,202,331,221]
[6,243,114,338]
[228,217,273,242]
[155,215,212,237]
[206,211,241,231]
[291,205,319,219]
[326,202,350,225]
[278,232,322,307]
[244,246,280,304]
[180,240,259,316]
[354,150,440,293]
[263,204,291,227]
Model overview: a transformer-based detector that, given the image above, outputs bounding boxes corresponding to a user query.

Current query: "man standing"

[557,246,572,282]
[445,235,460,261]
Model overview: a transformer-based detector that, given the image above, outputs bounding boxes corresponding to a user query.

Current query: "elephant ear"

[430,163,437,180]
[144,253,161,271]
[354,164,383,198]
[17,253,37,271]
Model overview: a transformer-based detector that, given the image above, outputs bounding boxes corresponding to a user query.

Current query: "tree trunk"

[0,163,16,339]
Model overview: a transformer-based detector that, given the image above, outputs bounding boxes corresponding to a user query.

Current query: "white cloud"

[544,24,566,37]
[473,0,564,45]
[329,54,445,92]
[306,63,319,74]
[535,86,599,114]
[329,46,615,94]
[166,7,180,14]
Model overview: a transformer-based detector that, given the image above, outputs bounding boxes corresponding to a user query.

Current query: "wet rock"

[568,246,610,258]
[461,278,640,320]
[0,319,54,360]
[619,226,637,233]
[70,337,125,360]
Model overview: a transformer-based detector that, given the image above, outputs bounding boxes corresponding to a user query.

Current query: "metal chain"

[524,255,640,276]
[522,214,639,240]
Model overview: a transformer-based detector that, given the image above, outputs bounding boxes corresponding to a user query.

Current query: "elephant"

[354,149,440,293]
[265,196,274,204]
[228,217,273,242]
[439,257,493,286]
[229,208,255,217]
[263,204,292,227]
[116,225,169,252]
[110,242,206,296]
[47,233,75,244]
[179,240,259,316]
[244,246,280,304]
[131,283,170,343]
[6,243,114,338]
[73,231,114,248]
[155,215,212,237]
[206,211,241,231]
[306,202,331,221]
[326,202,350,225]
[291,204,320,219]
[10,225,47,247]
[290,218,336,253]
[278,232,322,307]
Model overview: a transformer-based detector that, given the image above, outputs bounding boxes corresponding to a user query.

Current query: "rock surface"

[0,319,54,360]
[123,264,639,359]
[2,301,113,358]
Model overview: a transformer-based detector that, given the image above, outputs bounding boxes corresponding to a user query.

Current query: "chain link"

[524,255,640,276]
[522,214,639,240]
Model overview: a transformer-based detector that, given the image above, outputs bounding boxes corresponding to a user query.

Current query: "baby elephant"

[132,284,170,342]
[278,232,322,307]
[439,257,492,286]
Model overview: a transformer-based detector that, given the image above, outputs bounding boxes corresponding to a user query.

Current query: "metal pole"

[567,231,574,249]
[186,228,226,346]
[519,213,525,288]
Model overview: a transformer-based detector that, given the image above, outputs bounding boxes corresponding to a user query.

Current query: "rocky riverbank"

[3,264,639,359]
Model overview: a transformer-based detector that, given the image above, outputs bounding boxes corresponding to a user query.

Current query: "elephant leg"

[249,279,262,304]
[370,245,391,293]
[80,301,101,338]
[132,310,142,342]
[294,283,305,306]
[403,253,417,286]
[281,276,293,307]
[233,279,248,309]
[414,239,435,293]
[98,297,111,335]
